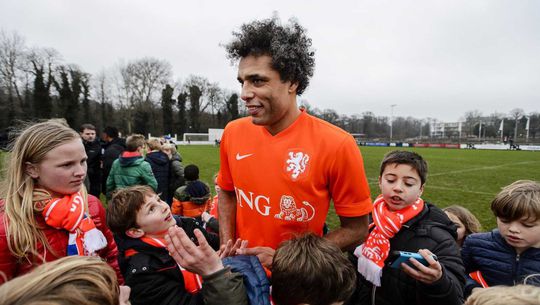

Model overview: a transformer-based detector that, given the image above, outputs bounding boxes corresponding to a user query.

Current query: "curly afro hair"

[225,16,315,95]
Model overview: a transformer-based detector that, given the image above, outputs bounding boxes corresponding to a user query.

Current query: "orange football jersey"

[218,110,372,249]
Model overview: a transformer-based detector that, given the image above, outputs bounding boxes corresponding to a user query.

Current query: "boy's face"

[135,193,176,237]
[497,216,540,254]
[379,163,424,211]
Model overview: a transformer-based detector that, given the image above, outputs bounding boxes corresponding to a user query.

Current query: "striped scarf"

[354,195,424,286]
[37,190,107,256]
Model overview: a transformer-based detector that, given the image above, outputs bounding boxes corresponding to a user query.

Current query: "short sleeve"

[217,126,234,191]
[328,135,372,217]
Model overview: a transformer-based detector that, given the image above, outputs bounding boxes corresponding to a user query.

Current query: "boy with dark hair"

[353,150,465,305]
[272,234,356,305]
[462,180,540,295]
[107,185,247,305]
[106,134,157,198]
[172,164,211,219]
[218,16,372,268]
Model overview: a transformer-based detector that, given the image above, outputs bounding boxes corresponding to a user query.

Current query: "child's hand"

[165,226,224,276]
[400,249,442,284]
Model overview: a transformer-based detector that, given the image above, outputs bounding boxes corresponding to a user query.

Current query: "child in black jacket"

[107,185,247,305]
[351,150,465,305]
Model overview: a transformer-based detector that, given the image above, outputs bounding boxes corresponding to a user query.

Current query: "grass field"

[1,146,539,230]
[177,145,540,231]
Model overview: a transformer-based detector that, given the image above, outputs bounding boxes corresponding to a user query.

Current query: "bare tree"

[0,30,27,122]
[115,57,172,133]
[27,47,60,118]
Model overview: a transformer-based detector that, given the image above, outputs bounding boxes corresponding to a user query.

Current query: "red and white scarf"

[140,236,203,294]
[38,191,107,256]
[354,195,424,286]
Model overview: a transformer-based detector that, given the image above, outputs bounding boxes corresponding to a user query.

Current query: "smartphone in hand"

[387,251,438,269]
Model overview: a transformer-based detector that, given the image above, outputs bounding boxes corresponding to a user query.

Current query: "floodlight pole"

[390,104,397,141]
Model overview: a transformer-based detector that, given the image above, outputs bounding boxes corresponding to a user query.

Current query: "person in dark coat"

[145,138,171,203]
[80,123,102,197]
[351,151,465,305]
[101,126,125,196]
[162,143,185,204]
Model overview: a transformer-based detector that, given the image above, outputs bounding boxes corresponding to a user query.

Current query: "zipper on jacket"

[513,254,521,285]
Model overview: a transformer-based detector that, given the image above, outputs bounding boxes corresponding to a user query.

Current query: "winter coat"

[145,151,170,202]
[173,181,211,218]
[0,195,123,284]
[115,217,232,305]
[351,203,465,305]
[168,152,185,204]
[101,137,126,193]
[106,152,157,198]
[461,229,540,296]
[83,139,102,196]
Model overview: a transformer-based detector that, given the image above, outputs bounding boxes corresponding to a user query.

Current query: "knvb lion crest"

[274,195,315,222]
[285,151,310,180]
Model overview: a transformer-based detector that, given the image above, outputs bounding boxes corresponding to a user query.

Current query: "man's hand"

[217,238,248,259]
[165,226,224,276]
[400,249,442,285]
[236,246,275,269]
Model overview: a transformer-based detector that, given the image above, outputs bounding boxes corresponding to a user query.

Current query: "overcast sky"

[1,0,539,122]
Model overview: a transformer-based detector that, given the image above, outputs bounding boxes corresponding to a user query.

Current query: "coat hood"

[146,151,169,165]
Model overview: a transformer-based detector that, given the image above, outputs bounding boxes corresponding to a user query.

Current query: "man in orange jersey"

[218,16,373,267]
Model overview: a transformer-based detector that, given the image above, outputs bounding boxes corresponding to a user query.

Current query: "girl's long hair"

[0,121,85,259]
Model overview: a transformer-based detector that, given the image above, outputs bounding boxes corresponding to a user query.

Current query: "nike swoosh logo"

[236,153,254,160]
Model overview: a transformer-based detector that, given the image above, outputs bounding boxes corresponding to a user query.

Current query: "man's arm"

[324,215,369,251]
[218,188,237,247]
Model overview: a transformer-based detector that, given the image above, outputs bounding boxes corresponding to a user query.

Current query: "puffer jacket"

[0,195,123,284]
[350,203,465,305]
[106,151,158,197]
[145,151,170,202]
[461,229,540,296]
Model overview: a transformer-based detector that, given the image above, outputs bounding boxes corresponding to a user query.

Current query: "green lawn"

[177,145,540,231]
[2,146,539,231]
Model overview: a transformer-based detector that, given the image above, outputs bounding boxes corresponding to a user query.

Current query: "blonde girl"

[0,121,121,284]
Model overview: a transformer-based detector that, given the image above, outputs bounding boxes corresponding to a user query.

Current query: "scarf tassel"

[354,246,382,287]
[83,227,107,254]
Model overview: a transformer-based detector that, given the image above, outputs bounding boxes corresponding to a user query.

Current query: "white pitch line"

[425,185,497,196]
[429,161,540,177]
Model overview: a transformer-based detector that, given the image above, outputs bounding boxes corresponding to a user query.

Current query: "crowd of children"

[0,120,539,305]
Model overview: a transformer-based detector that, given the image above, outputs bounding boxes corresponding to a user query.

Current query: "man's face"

[80,128,96,142]
[237,55,299,135]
